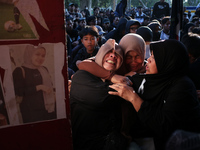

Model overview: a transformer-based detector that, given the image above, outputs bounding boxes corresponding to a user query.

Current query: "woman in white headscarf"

[13,44,56,123]
[70,39,129,150]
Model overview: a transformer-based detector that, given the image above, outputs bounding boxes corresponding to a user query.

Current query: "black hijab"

[129,39,189,102]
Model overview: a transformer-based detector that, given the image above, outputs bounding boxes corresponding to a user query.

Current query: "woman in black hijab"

[109,39,200,150]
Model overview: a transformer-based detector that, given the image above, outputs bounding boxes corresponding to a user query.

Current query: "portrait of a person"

[12,44,56,123]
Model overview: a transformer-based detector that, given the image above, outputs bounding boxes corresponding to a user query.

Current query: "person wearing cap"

[95,25,107,46]
[125,19,141,34]
[74,3,83,19]
[70,39,128,150]
[135,6,147,24]
[68,3,76,20]
[75,18,86,33]
[102,18,113,35]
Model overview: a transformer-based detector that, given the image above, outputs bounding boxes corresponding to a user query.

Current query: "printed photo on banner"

[0,42,66,127]
[0,0,49,40]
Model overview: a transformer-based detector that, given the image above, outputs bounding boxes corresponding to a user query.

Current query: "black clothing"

[70,70,126,150]
[125,19,140,34]
[114,0,127,18]
[13,67,56,123]
[127,40,200,150]
[105,18,127,43]
[70,46,99,72]
[152,1,170,20]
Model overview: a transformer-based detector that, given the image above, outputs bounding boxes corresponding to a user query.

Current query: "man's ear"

[97,37,99,42]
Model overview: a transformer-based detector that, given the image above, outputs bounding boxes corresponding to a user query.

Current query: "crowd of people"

[67,0,200,150]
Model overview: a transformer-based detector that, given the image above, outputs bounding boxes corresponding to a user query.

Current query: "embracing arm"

[78,60,115,80]
[78,60,133,85]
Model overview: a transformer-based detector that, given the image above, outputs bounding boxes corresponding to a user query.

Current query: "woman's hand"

[111,74,133,85]
[108,83,143,112]
[36,85,53,94]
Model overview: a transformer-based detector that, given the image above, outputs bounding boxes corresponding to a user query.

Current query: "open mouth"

[106,60,116,65]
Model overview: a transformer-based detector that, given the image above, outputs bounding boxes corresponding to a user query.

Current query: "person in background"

[102,18,113,35]
[95,25,107,46]
[191,17,200,27]
[109,9,115,24]
[97,16,103,27]
[152,0,170,21]
[66,17,79,58]
[93,6,100,17]
[111,16,120,29]
[189,4,200,22]
[108,39,200,150]
[83,6,90,20]
[183,12,189,30]
[68,3,76,20]
[148,21,162,41]
[160,16,171,40]
[136,26,153,59]
[188,11,192,20]
[181,33,200,100]
[80,10,86,18]
[99,9,107,18]
[135,6,147,24]
[74,3,83,19]
[105,17,128,43]
[125,19,141,34]
[70,26,99,72]
[75,18,86,33]
[114,0,127,18]
[87,16,97,26]
[180,22,195,41]
[141,16,151,26]
[70,39,128,150]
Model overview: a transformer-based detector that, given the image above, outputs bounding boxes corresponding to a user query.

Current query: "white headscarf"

[22,44,55,113]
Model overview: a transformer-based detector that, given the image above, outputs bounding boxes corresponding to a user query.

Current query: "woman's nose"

[147,57,150,63]
[110,53,117,58]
